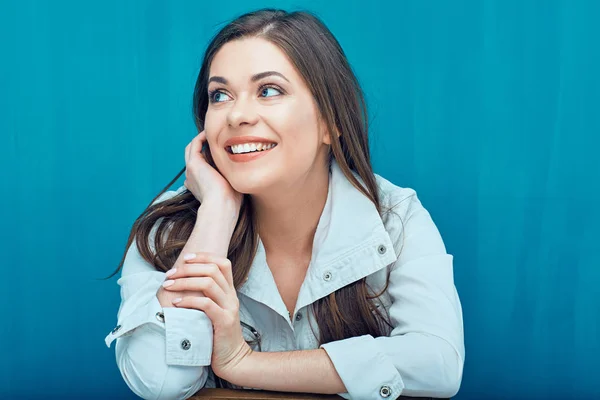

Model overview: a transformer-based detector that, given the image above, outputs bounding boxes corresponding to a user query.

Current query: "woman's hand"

[161,251,253,380]
[184,131,243,209]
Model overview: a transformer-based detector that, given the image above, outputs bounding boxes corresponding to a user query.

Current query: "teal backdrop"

[2,0,598,399]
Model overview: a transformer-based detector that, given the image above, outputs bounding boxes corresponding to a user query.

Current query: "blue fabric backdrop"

[1,1,598,398]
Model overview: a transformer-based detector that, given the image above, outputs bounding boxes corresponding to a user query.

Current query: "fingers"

[182,252,234,289]
[185,130,206,166]
[185,137,191,166]
[190,131,206,163]
[172,296,222,322]
[168,263,230,294]
[163,276,229,308]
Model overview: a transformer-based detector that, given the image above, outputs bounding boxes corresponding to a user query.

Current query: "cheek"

[203,111,226,153]
[272,99,321,148]
[203,111,219,140]
[202,111,228,172]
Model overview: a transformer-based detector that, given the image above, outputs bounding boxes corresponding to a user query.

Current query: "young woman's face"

[204,37,332,195]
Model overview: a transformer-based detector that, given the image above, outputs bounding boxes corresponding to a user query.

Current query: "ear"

[322,124,341,145]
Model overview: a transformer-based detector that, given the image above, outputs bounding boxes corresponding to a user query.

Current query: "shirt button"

[181,339,191,350]
[379,385,392,398]
[295,312,303,321]
[323,271,333,281]
[377,244,387,255]
[156,311,165,323]
[111,325,122,334]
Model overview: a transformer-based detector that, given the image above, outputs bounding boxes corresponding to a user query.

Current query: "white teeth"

[229,142,276,154]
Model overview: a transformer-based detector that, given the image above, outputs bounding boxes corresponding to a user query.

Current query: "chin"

[225,169,278,196]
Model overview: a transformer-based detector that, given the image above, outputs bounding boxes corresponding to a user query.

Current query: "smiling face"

[204,37,332,195]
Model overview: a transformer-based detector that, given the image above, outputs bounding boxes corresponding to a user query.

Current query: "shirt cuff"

[105,294,165,348]
[320,334,404,400]
[164,306,213,366]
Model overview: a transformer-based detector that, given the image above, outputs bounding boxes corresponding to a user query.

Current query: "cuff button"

[379,385,392,398]
[111,325,122,334]
[377,244,387,255]
[181,339,191,350]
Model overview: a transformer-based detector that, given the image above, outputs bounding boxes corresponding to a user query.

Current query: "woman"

[104,8,464,400]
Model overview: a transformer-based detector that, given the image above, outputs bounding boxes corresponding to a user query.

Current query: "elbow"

[116,336,208,400]
[117,346,166,400]
[427,335,464,398]
[154,377,208,400]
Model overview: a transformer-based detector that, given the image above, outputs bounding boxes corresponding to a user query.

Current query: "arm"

[226,190,464,399]
[228,349,346,394]
[156,196,240,307]
[320,192,464,399]
[106,189,239,400]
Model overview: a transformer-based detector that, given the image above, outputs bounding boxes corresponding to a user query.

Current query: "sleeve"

[104,188,215,400]
[320,191,465,400]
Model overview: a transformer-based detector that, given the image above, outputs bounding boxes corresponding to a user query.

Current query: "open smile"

[226,142,277,154]
[223,136,278,163]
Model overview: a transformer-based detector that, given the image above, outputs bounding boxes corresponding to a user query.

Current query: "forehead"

[209,37,299,81]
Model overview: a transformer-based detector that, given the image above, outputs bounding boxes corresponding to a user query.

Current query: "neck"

[252,163,330,258]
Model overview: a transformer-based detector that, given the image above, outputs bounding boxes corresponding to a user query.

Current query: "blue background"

[2,0,599,399]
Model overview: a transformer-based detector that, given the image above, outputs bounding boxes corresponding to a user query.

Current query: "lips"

[222,135,278,163]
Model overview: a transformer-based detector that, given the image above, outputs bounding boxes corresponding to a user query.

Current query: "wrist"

[222,344,256,387]
[202,194,241,213]
[198,196,241,229]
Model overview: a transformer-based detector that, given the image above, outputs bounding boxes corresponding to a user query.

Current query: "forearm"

[181,196,239,257]
[229,349,346,394]
[158,196,239,307]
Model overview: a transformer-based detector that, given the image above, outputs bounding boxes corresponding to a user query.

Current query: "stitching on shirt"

[167,356,211,365]
[317,234,393,276]
[140,322,165,339]
[292,238,397,311]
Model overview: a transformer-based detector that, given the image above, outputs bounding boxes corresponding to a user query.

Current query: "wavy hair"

[105,8,398,388]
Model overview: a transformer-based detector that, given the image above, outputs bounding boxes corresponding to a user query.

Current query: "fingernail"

[165,268,176,277]
[162,280,174,288]
[183,253,195,261]
[172,298,182,304]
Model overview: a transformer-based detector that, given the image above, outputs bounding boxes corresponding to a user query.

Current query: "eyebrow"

[208,71,290,85]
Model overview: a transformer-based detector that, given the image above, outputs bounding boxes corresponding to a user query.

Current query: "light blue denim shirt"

[105,161,465,400]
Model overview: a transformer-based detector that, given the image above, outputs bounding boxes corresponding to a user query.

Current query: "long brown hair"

[105,7,397,367]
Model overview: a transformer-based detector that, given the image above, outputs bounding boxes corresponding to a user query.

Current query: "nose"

[226,95,259,128]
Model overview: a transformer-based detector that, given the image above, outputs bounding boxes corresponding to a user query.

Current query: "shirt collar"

[238,160,398,318]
